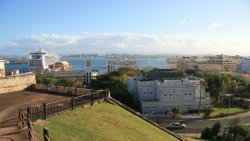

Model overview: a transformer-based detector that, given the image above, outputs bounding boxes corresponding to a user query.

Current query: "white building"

[241,59,250,73]
[46,70,85,81]
[166,58,178,69]
[0,60,5,77]
[128,76,210,114]
[108,59,137,73]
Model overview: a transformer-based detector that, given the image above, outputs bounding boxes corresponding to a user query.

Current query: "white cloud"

[1,33,250,56]
[211,22,224,27]
[180,19,187,23]
[180,19,195,24]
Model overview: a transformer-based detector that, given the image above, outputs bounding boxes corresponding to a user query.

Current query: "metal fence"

[20,89,108,122]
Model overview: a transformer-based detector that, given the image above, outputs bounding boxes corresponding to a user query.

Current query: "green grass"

[33,103,179,141]
[210,104,247,117]
[189,104,247,117]
[185,137,212,141]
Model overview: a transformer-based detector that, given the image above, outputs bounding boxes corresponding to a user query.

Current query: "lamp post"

[198,89,202,115]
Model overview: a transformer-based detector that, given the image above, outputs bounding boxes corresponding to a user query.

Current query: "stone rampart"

[31,84,92,96]
[0,73,36,94]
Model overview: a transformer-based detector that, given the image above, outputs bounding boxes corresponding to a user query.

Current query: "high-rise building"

[85,59,92,85]
[108,59,137,73]
[241,59,250,73]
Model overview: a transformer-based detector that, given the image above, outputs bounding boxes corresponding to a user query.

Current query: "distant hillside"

[34,102,179,141]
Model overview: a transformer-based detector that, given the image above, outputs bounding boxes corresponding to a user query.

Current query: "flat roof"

[0,60,5,62]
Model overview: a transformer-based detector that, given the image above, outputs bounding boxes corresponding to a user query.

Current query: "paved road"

[156,111,250,137]
[0,91,69,141]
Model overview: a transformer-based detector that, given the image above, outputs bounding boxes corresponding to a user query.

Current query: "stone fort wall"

[32,84,93,96]
[0,73,36,94]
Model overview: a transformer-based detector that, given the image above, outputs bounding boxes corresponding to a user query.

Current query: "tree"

[228,117,244,141]
[172,106,181,120]
[203,106,213,118]
[201,127,213,139]
[90,68,140,109]
[212,122,221,137]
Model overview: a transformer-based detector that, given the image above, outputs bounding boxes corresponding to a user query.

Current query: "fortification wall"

[0,73,36,94]
[32,84,92,96]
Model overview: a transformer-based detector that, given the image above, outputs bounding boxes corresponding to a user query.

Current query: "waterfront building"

[166,57,178,69]
[49,61,71,71]
[0,60,5,77]
[47,70,85,81]
[241,59,250,73]
[196,55,244,72]
[177,56,197,71]
[128,69,210,115]
[108,59,137,73]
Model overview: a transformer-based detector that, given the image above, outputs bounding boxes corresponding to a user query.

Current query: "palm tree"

[199,80,207,114]
[172,106,181,120]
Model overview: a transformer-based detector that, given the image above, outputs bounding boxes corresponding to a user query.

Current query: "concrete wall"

[0,60,5,77]
[0,73,36,94]
[32,84,92,96]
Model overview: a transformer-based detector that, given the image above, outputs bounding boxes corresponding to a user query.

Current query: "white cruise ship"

[28,49,60,72]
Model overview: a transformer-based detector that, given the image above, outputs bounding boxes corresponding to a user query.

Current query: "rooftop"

[146,68,185,80]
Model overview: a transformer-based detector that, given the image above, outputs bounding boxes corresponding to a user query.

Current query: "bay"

[5,57,167,73]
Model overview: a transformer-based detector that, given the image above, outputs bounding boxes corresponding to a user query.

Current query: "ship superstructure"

[28,49,60,72]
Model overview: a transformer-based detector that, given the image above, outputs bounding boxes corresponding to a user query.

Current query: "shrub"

[203,106,213,117]
[201,127,213,139]
[212,122,221,137]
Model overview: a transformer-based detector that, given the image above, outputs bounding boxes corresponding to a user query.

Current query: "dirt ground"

[0,90,70,141]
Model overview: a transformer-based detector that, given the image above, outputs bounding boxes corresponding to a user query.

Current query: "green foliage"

[201,122,221,139]
[90,68,140,109]
[211,122,221,137]
[172,106,181,119]
[228,117,250,140]
[35,72,83,88]
[36,72,57,85]
[203,106,213,117]
[34,103,179,141]
[194,72,249,103]
[201,127,213,139]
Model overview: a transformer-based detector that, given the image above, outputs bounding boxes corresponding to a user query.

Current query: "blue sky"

[1,0,250,55]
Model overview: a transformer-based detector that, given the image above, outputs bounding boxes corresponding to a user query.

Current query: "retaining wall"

[0,73,36,94]
[32,84,93,96]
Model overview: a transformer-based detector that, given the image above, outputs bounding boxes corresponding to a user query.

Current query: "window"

[164,94,167,96]
[184,93,187,95]
[189,93,192,95]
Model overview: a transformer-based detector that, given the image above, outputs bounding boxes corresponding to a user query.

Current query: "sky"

[1,0,250,55]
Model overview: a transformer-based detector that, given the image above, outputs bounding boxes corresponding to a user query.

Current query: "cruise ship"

[28,49,60,72]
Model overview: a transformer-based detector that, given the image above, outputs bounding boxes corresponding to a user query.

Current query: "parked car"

[167,122,186,129]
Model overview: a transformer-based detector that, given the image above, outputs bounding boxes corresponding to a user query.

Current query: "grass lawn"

[189,103,247,117]
[210,104,248,117]
[33,102,179,141]
[185,137,212,141]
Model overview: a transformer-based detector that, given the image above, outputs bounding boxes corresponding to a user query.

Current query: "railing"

[18,89,108,141]
[19,109,34,141]
[20,89,107,122]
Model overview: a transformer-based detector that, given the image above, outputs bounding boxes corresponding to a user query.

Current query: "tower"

[85,59,92,85]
